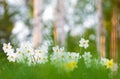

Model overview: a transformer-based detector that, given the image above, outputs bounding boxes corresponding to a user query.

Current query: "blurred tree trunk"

[110,0,120,62]
[96,0,101,54]
[54,0,66,46]
[33,0,43,48]
[96,0,106,57]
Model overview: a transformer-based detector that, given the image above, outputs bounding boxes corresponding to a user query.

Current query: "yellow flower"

[106,59,114,69]
[65,61,77,71]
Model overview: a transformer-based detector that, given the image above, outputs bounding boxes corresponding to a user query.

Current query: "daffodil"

[24,48,34,57]
[2,43,12,53]
[7,53,17,62]
[79,38,89,49]
[65,61,77,71]
[53,46,60,53]
[20,41,33,49]
[34,48,48,63]
[51,46,80,72]
[82,52,92,68]
[82,52,92,61]
[106,59,114,69]
[16,48,24,62]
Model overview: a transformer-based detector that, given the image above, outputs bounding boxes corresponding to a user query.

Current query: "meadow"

[0,35,119,79]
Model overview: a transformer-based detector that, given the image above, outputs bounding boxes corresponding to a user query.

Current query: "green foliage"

[0,52,114,79]
[66,28,98,57]
[103,0,113,20]
[66,32,81,53]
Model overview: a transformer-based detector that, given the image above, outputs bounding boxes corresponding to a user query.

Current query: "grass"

[0,52,115,79]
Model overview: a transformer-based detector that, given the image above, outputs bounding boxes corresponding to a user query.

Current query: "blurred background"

[0,0,120,63]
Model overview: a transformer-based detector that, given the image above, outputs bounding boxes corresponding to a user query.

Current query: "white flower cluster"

[2,38,114,72]
[50,46,80,72]
[2,41,50,65]
[82,52,92,68]
[79,38,92,68]
[3,43,16,62]
[79,38,115,70]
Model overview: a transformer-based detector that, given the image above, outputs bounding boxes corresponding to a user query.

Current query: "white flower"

[35,49,47,57]
[84,60,92,68]
[59,52,67,61]
[82,52,92,68]
[16,48,23,56]
[53,46,60,53]
[79,38,89,49]
[7,53,17,62]
[2,43,12,53]
[16,48,24,62]
[6,49,14,56]
[60,47,65,52]
[82,52,92,61]
[100,58,108,66]
[34,48,48,64]
[68,52,80,62]
[50,55,57,63]
[20,41,33,50]
[53,46,65,54]
[35,55,48,64]
[39,46,48,54]
[34,56,42,64]
[24,48,34,57]
[35,49,42,54]
[42,56,48,64]
[27,56,33,66]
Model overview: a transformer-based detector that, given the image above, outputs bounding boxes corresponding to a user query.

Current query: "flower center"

[61,55,65,58]
[69,55,72,58]
[6,46,8,49]
[56,49,59,52]
[83,42,86,44]
[27,50,30,53]
[43,58,47,60]
[18,51,21,54]
[10,56,14,58]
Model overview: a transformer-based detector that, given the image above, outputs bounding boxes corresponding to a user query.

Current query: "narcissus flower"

[65,61,77,71]
[79,38,89,49]
[2,43,12,53]
[82,52,92,60]
[106,59,114,69]
[7,53,17,62]
[82,52,92,68]
[2,41,49,65]
[51,46,80,72]
[53,46,60,53]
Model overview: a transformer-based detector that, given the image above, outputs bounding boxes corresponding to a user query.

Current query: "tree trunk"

[54,0,66,46]
[96,0,106,57]
[110,6,118,62]
[33,0,43,48]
